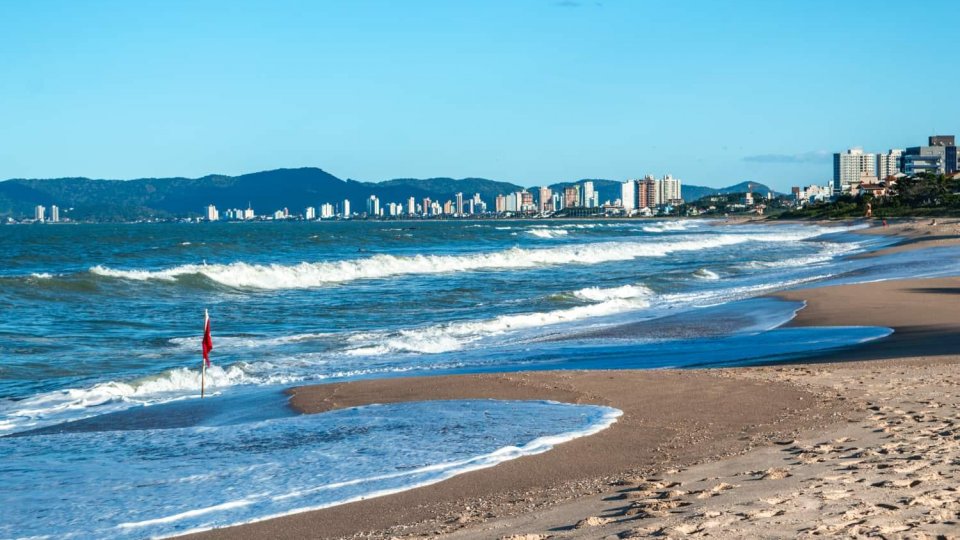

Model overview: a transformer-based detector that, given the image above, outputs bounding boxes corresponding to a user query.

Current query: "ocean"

[3,219,960,538]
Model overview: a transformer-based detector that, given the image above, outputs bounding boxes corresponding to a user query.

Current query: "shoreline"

[185,220,960,539]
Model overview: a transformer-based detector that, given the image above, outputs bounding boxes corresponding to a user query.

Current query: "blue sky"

[0,0,956,190]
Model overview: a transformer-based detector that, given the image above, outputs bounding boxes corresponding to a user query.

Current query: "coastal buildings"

[366,195,380,217]
[833,148,877,193]
[305,206,316,220]
[877,149,904,181]
[34,205,45,222]
[620,181,636,213]
[205,205,219,222]
[538,186,552,214]
[903,136,957,175]
[50,205,59,223]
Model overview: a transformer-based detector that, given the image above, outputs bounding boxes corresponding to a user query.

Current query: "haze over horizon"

[1,0,956,191]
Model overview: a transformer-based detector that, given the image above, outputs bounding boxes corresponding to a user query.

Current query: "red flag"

[202,309,213,367]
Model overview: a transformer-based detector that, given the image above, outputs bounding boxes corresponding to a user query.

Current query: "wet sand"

[185,220,960,540]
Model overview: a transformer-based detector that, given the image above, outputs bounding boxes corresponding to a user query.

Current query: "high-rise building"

[639,176,659,208]
[581,181,595,207]
[305,206,316,220]
[877,149,904,181]
[564,186,579,208]
[455,192,464,216]
[321,203,335,219]
[50,205,60,223]
[205,205,219,221]
[520,191,534,212]
[538,186,552,214]
[366,195,380,217]
[621,180,636,212]
[660,174,681,202]
[407,197,416,215]
[34,205,45,222]
[833,148,877,192]
[422,198,431,216]
[244,205,255,220]
[443,200,454,215]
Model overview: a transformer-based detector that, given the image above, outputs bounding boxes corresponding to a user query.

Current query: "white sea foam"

[642,221,698,233]
[344,285,652,356]
[693,268,720,280]
[29,272,54,279]
[0,364,266,434]
[573,284,652,302]
[525,228,569,239]
[89,229,837,290]
[168,332,333,350]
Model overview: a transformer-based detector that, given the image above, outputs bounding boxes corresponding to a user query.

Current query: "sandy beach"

[185,219,960,540]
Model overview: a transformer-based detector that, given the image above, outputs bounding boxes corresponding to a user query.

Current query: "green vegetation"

[776,174,960,219]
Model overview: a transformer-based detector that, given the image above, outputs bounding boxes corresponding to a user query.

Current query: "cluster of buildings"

[201,175,684,221]
[29,204,62,223]
[792,134,958,206]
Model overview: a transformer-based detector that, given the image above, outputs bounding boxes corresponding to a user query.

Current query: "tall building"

[455,192,464,216]
[366,195,380,217]
[538,186,552,214]
[564,186,579,208]
[305,206,316,220]
[34,205,45,222]
[660,174,682,202]
[621,180,636,212]
[638,176,659,208]
[495,194,505,213]
[50,205,60,223]
[321,203,335,219]
[244,205,255,220]
[205,205,219,221]
[833,148,877,192]
[520,191,534,212]
[341,199,351,218]
[582,181,595,208]
[407,197,416,215]
[877,149,904,181]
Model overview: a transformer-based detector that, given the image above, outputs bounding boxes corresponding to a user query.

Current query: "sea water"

[3,219,960,537]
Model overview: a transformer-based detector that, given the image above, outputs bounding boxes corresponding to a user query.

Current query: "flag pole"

[201,309,208,399]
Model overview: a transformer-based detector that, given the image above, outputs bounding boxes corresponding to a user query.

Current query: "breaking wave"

[525,228,569,239]
[89,229,835,290]
[344,284,653,356]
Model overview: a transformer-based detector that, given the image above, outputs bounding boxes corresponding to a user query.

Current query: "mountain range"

[0,168,777,220]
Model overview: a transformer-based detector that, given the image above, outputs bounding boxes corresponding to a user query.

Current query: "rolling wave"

[343,283,652,356]
[88,229,836,290]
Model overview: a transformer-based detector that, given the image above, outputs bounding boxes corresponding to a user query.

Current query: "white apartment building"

[50,205,60,223]
[877,149,904,181]
[305,206,316,220]
[34,205,45,222]
[621,180,636,212]
[205,205,219,221]
[660,174,681,202]
[833,148,877,192]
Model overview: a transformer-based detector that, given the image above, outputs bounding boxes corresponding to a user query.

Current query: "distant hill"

[0,168,779,220]
[0,168,526,220]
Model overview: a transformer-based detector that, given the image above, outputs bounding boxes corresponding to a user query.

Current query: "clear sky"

[0,0,956,190]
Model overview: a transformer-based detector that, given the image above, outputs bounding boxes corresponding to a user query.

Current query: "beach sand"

[185,219,960,540]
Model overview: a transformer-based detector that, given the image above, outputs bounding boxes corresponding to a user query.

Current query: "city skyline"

[2,1,958,190]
